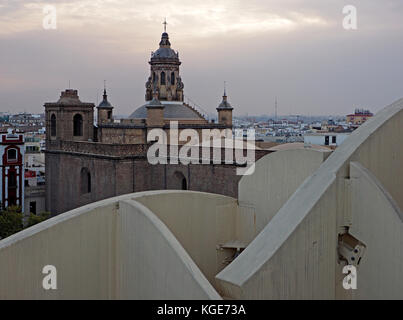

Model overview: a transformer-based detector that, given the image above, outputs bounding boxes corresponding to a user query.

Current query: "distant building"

[304,132,350,147]
[346,109,373,125]
[24,133,46,216]
[0,130,25,210]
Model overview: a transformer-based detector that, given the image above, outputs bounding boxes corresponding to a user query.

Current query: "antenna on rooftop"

[275,96,278,120]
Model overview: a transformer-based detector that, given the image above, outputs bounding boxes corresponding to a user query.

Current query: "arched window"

[80,168,91,194]
[173,171,187,190]
[171,72,175,85]
[51,114,56,136]
[161,71,166,85]
[7,149,17,162]
[182,177,187,190]
[73,114,83,137]
[8,170,17,206]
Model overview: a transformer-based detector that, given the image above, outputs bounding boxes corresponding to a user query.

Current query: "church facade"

[45,31,270,215]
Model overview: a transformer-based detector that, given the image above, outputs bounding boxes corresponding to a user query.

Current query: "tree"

[0,207,52,240]
[26,211,51,228]
[0,206,23,239]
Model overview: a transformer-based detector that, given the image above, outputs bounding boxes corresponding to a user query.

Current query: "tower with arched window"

[145,30,184,102]
[217,89,234,127]
[44,89,95,145]
[97,87,114,125]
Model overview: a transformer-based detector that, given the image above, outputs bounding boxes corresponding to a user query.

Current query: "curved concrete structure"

[216,98,403,299]
[0,193,222,300]
[238,148,332,236]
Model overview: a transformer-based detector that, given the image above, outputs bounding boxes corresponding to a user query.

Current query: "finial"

[224,81,227,97]
[102,80,108,101]
[163,18,168,33]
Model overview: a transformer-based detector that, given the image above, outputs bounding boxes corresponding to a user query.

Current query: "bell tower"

[97,84,114,125]
[217,85,234,127]
[44,89,95,145]
[145,20,184,102]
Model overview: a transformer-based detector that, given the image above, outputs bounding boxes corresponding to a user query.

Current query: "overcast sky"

[1,0,402,116]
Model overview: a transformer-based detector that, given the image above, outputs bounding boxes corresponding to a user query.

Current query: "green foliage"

[0,207,52,240]
[0,206,23,239]
[26,212,51,228]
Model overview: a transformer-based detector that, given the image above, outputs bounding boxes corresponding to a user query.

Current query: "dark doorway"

[73,114,83,136]
[182,177,187,190]
[30,201,37,215]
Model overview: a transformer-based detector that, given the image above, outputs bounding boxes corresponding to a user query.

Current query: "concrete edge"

[350,161,403,221]
[121,199,222,300]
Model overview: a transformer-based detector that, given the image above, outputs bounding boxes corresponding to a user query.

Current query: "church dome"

[150,32,179,62]
[151,47,178,60]
[129,102,204,120]
[217,94,234,110]
[97,89,113,109]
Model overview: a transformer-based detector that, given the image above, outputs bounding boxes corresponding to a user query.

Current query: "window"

[332,136,337,144]
[325,136,329,146]
[80,168,91,194]
[182,177,187,190]
[26,146,39,153]
[8,171,16,188]
[107,111,112,120]
[87,173,91,193]
[174,171,187,190]
[171,72,175,85]
[161,72,166,85]
[73,114,83,136]
[51,114,56,136]
[7,149,17,162]
[30,201,37,215]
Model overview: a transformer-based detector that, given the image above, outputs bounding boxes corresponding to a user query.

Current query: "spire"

[217,82,233,110]
[98,81,113,109]
[159,18,171,47]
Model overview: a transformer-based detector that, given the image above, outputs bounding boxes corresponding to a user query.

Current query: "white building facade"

[304,132,350,147]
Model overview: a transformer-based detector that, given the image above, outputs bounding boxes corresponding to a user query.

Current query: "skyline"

[1,0,403,116]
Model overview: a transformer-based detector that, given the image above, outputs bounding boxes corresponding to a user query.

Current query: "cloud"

[0,0,402,116]
[0,0,331,36]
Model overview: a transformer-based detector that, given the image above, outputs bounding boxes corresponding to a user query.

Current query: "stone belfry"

[145,19,184,102]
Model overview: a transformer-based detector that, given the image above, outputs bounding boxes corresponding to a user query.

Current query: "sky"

[0,0,402,116]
